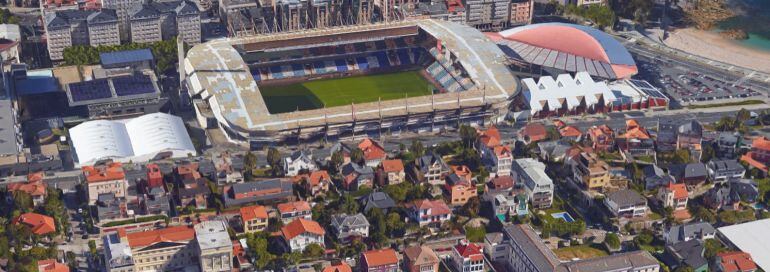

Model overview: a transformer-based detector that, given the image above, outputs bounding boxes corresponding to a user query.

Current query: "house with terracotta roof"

[83,162,127,205]
[303,170,331,196]
[378,159,405,185]
[518,123,547,144]
[240,205,268,233]
[450,240,485,272]
[281,218,325,252]
[587,125,615,152]
[741,136,770,173]
[359,138,387,168]
[559,125,583,141]
[445,165,477,206]
[14,212,56,235]
[657,182,688,211]
[616,119,655,155]
[37,259,69,272]
[322,260,352,272]
[407,199,452,226]
[125,225,198,271]
[486,175,514,192]
[404,245,439,272]
[277,200,312,224]
[477,127,512,177]
[146,163,164,189]
[715,251,758,272]
[7,173,48,206]
[176,164,211,209]
[361,248,399,272]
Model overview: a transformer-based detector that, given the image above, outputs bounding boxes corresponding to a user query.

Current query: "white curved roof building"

[70,113,197,166]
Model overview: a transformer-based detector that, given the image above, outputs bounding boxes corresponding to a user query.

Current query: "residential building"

[510,0,534,26]
[644,164,676,191]
[586,125,615,152]
[511,158,553,208]
[44,9,120,61]
[407,199,452,226]
[559,125,582,141]
[323,261,353,272]
[445,165,477,206]
[96,193,128,221]
[572,152,610,191]
[277,200,312,224]
[101,0,143,40]
[576,0,604,5]
[361,191,396,213]
[239,205,268,233]
[330,213,369,243]
[741,136,770,172]
[483,232,508,264]
[361,248,399,272]
[668,163,708,186]
[84,162,127,205]
[415,152,450,185]
[486,175,514,192]
[604,189,648,218]
[617,119,655,155]
[127,226,197,271]
[195,220,233,272]
[7,175,48,206]
[304,170,331,196]
[657,182,688,211]
[404,245,439,272]
[378,159,405,185]
[359,138,386,168]
[176,164,210,209]
[665,222,716,245]
[492,192,528,221]
[283,150,317,176]
[37,259,69,272]
[716,132,740,158]
[478,126,512,177]
[129,0,200,44]
[281,218,325,252]
[501,224,660,272]
[677,120,703,150]
[518,123,547,144]
[537,140,571,162]
[708,159,746,183]
[451,241,485,272]
[341,162,374,190]
[14,212,56,235]
[664,240,708,272]
[704,178,759,210]
[223,179,293,207]
[715,251,758,272]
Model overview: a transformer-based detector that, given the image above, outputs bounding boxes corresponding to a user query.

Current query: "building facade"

[195,221,234,272]
[45,9,121,60]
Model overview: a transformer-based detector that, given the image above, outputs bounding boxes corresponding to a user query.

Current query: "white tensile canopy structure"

[70,113,197,166]
[522,72,617,115]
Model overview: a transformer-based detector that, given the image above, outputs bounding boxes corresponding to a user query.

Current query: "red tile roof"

[665,182,688,199]
[717,251,757,272]
[411,199,451,216]
[308,170,331,186]
[588,125,614,138]
[14,212,56,235]
[277,200,311,214]
[478,126,501,148]
[126,226,195,248]
[7,180,47,197]
[559,125,582,137]
[520,123,547,142]
[359,138,386,161]
[281,218,325,240]
[741,153,768,172]
[623,119,651,140]
[381,159,404,173]
[552,119,566,128]
[146,163,164,188]
[363,248,399,267]
[240,205,268,221]
[493,145,512,158]
[82,162,125,183]
[37,259,69,272]
[454,242,484,261]
[322,263,352,272]
[752,136,770,152]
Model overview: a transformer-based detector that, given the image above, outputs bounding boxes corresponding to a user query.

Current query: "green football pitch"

[259,71,435,114]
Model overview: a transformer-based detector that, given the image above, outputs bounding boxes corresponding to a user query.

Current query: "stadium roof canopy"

[718,219,770,271]
[70,112,196,166]
[521,71,617,115]
[488,23,637,79]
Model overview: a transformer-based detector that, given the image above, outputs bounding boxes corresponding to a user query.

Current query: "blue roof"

[15,69,59,95]
[99,49,154,66]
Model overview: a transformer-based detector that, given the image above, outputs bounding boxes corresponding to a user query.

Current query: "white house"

[281,218,325,252]
[604,189,648,218]
[283,150,317,176]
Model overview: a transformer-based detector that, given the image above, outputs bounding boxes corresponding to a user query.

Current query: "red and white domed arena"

[487,23,638,79]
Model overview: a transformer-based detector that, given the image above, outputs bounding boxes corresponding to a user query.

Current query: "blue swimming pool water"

[551,212,575,223]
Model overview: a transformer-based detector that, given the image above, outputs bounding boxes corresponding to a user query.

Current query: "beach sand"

[663,28,770,73]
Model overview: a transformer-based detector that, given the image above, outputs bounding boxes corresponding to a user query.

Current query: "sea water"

[715,0,770,52]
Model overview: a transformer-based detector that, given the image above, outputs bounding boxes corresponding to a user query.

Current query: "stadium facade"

[184,19,519,147]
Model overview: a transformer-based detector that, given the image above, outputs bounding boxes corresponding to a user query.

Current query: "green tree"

[88,240,97,256]
[13,191,33,213]
[703,239,726,258]
[410,139,425,158]
[340,194,360,214]
[303,243,325,258]
[459,125,478,149]
[330,151,344,174]
[350,148,365,165]
[386,212,405,236]
[246,233,275,269]
[605,233,621,249]
[366,207,388,246]
[244,152,258,179]
[266,148,282,176]
[460,197,481,218]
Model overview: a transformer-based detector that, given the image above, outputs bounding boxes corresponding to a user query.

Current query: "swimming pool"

[551,212,575,223]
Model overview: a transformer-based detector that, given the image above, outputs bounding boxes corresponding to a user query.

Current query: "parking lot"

[634,53,764,105]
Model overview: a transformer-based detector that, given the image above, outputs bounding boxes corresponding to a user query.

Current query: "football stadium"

[185,19,519,146]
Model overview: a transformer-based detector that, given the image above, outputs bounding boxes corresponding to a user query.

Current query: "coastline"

[662,28,770,74]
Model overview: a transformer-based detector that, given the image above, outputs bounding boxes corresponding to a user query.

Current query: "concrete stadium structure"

[184,19,519,147]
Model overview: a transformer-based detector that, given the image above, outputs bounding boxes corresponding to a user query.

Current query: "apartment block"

[128,0,201,44]
[44,9,121,60]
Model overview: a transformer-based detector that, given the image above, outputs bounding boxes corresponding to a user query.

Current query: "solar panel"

[113,74,156,96]
[69,79,112,102]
